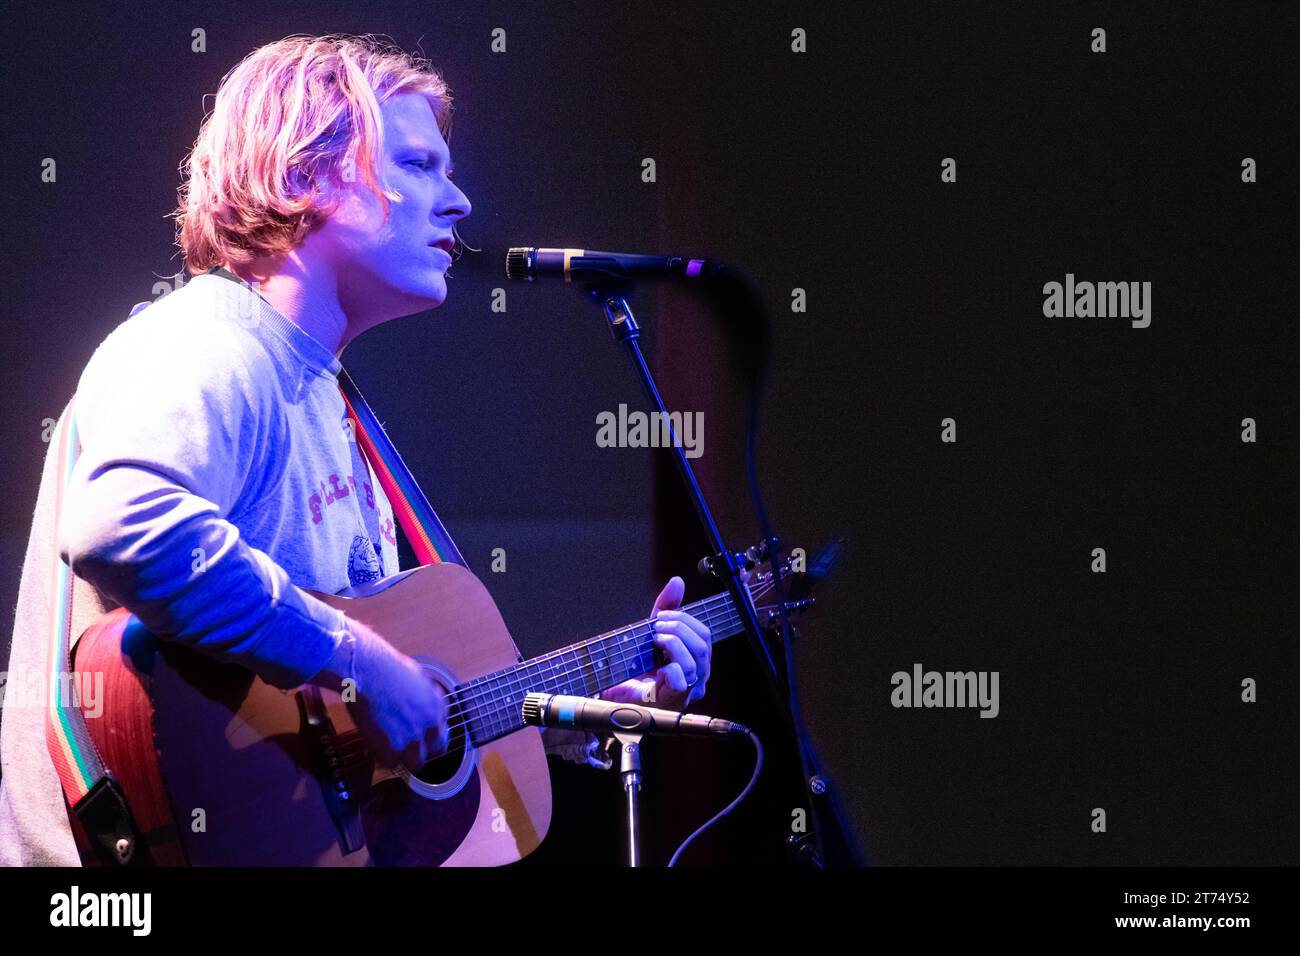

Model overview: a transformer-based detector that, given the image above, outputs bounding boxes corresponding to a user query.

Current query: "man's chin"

[395,279,448,314]
[343,272,448,327]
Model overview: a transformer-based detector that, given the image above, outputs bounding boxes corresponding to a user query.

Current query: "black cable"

[707,265,860,866]
[667,730,763,867]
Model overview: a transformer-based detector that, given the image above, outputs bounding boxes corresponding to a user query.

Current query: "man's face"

[315,92,471,322]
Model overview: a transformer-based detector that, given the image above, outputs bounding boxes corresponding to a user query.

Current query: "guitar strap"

[45,395,140,864]
[46,335,469,864]
[336,366,465,568]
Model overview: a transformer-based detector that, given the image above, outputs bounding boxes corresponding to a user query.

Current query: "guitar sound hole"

[412,718,470,785]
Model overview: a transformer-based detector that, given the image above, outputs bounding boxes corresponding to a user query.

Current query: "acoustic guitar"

[67,554,802,865]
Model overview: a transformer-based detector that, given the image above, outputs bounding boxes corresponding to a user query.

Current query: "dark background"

[1,0,1296,865]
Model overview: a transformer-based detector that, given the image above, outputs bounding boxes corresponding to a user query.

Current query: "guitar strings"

[462,587,754,694]
[331,611,749,772]
[452,588,753,710]
[447,582,773,721]
[459,610,747,732]
[444,607,750,741]
[447,580,777,726]
[373,597,759,753]
[374,608,753,769]
[439,597,764,740]
[335,581,778,768]
[332,608,754,775]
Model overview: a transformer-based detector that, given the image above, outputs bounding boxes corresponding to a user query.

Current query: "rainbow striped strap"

[45,397,138,863]
[46,398,107,796]
[338,367,466,568]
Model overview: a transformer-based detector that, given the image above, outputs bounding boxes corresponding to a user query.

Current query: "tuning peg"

[763,597,816,623]
[698,550,757,579]
[752,537,781,562]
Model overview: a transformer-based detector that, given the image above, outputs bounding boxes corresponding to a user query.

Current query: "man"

[0,33,711,865]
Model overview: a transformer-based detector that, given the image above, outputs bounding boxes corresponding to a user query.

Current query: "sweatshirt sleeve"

[57,314,347,689]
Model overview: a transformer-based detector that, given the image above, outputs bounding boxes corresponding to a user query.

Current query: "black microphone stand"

[613,730,644,866]
[581,278,864,866]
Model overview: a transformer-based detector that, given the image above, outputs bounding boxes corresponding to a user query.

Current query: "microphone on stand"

[521,692,748,739]
[505,247,729,285]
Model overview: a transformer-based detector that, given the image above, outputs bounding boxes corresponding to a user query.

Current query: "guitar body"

[70,563,551,866]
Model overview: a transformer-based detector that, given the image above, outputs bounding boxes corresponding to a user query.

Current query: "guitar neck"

[453,589,749,747]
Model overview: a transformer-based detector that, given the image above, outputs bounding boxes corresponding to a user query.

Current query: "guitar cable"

[666,729,764,867]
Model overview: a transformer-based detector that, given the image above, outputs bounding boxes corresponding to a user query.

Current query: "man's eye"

[403,159,452,179]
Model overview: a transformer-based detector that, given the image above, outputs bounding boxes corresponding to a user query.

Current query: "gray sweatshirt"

[0,269,596,866]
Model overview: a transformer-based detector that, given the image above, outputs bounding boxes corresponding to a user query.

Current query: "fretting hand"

[598,576,712,710]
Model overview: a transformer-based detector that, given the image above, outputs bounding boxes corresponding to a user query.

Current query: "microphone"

[505,247,728,284]
[521,692,749,739]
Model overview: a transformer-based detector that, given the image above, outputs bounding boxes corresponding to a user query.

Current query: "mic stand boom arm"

[592,288,785,701]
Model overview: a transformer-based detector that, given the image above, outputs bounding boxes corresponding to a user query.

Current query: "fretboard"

[451,589,750,747]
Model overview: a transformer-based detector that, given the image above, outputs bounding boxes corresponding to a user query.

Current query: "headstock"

[699,538,841,629]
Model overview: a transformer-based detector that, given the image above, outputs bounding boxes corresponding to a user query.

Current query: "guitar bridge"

[297,685,368,855]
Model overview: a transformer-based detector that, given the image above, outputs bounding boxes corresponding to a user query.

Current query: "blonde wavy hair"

[171,34,454,275]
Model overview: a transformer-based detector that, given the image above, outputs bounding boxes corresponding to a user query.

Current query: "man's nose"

[439,181,472,221]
